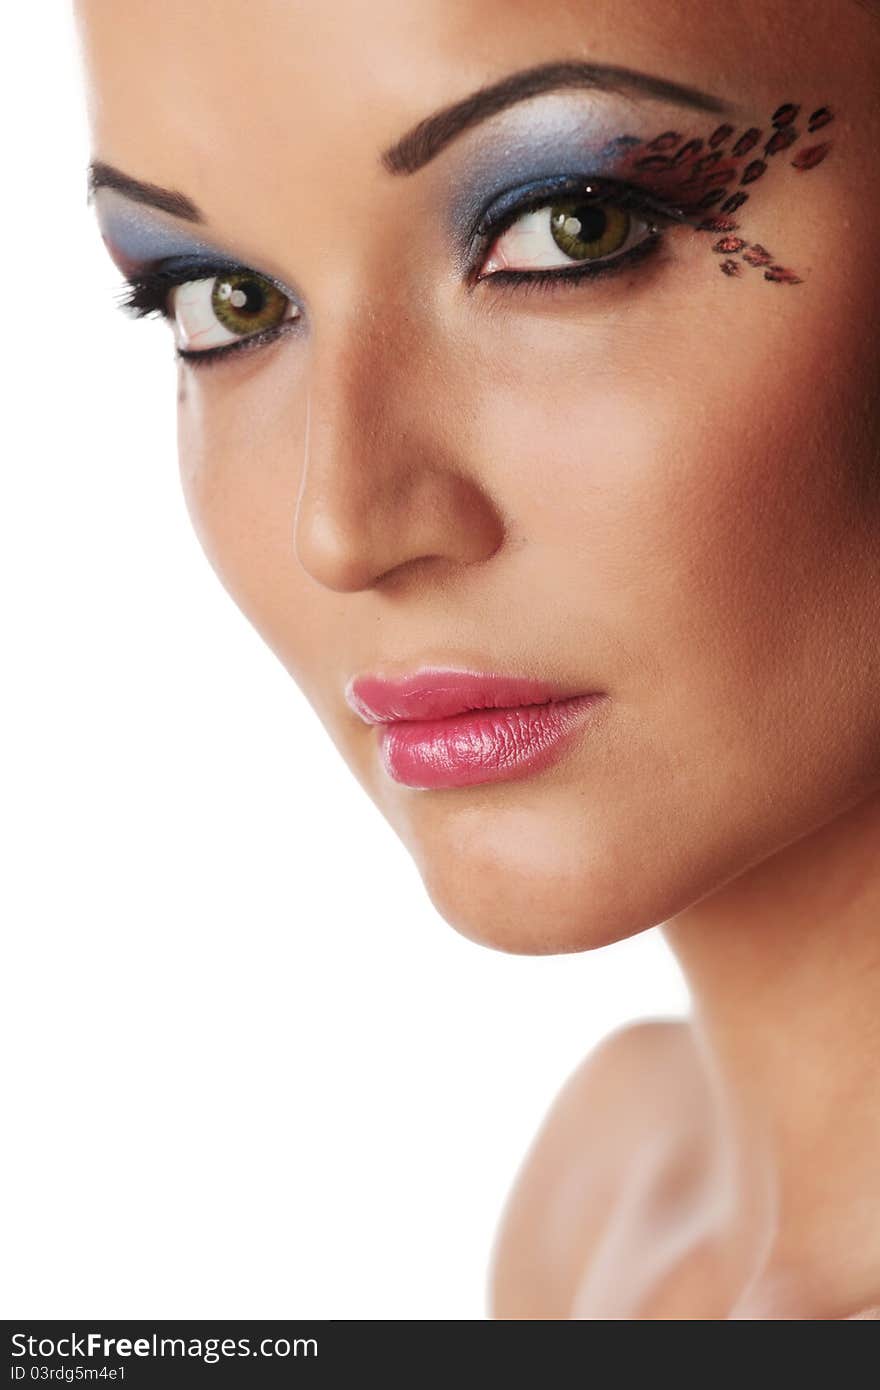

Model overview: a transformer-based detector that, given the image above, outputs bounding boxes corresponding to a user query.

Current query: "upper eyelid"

[92,188,293,289]
[133,257,300,305]
[471,173,693,246]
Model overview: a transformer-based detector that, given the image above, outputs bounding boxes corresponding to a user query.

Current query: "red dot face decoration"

[594,101,834,287]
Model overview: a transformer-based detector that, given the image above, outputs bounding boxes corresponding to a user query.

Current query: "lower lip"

[376,694,605,790]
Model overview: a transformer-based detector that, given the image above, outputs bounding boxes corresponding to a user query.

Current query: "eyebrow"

[381,59,734,175]
[87,160,205,223]
[86,59,733,223]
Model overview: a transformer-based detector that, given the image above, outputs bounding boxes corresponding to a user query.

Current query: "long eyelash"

[114,261,300,369]
[475,177,690,241]
[115,265,208,320]
[468,176,687,291]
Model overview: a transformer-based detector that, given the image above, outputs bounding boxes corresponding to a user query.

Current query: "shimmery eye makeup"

[93,187,229,277]
[463,172,687,288]
[95,90,837,370]
[454,95,834,297]
[117,263,302,361]
[93,186,304,367]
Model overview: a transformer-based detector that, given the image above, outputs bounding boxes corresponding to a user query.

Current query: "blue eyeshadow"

[444,105,637,240]
[93,187,233,270]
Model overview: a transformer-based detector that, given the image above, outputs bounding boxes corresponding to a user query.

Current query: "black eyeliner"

[113,258,304,370]
[462,174,689,289]
[176,318,301,367]
[471,228,665,296]
[470,172,694,243]
[115,263,221,320]
[116,257,300,322]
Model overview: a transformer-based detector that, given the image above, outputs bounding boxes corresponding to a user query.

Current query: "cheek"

[461,274,880,792]
[176,354,324,690]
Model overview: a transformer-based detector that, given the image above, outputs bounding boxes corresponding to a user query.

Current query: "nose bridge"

[293,289,503,592]
[311,289,427,499]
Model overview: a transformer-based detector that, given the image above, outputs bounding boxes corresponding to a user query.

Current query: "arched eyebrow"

[87,161,205,223]
[380,59,734,175]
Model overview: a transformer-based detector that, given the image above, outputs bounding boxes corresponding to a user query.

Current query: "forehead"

[74,0,842,151]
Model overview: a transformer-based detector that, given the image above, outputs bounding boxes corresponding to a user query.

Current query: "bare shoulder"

[487,1017,704,1319]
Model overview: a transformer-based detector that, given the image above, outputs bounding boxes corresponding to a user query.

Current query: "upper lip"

[344,666,600,724]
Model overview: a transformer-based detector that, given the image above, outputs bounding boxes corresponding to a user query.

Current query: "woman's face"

[77,0,880,953]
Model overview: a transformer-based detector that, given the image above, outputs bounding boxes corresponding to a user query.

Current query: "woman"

[73,0,880,1318]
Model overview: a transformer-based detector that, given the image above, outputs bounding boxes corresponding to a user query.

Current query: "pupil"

[237,280,265,315]
[563,203,607,242]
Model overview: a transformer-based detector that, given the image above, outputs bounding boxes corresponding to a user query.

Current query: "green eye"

[211,271,290,335]
[549,200,631,261]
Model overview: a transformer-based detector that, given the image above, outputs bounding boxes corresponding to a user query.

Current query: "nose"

[292,299,505,593]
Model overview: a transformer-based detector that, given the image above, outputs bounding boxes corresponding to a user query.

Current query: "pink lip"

[345,668,606,789]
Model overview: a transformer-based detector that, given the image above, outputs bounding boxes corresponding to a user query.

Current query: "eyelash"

[116,176,685,368]
[465,174,682,290]
[116,265,301,367]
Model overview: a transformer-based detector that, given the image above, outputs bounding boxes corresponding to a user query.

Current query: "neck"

[662,789,880,1319]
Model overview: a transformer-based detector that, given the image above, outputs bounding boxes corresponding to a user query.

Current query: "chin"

[404,793,673,956]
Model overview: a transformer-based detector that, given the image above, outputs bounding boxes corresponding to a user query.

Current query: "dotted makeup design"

[596,102,834,286]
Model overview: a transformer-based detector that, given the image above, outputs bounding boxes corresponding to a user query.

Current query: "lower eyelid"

[176,316,301,368]
[472,229,665,294]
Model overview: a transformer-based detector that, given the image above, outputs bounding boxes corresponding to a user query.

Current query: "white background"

[1,2,687,1319]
